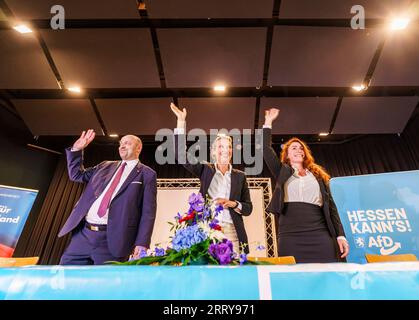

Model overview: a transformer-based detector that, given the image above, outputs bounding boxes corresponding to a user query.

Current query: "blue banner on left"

[0,185,38,257]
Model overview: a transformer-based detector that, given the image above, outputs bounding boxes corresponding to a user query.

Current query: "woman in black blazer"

[263,108,349,263]
[170,103,253,253]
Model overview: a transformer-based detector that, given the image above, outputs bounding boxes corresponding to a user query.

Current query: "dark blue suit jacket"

[58,148,157,257]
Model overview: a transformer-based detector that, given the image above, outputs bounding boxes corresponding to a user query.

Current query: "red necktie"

[97,162,127,218]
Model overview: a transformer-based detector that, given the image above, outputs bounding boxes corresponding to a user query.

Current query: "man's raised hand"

[72,129,96,151]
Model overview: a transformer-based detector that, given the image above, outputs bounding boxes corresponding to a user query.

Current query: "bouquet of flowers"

[113,192,267,266]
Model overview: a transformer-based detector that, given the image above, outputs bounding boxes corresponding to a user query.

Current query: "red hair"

[280,137,331,184]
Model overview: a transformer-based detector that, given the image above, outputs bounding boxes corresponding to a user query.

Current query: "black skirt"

[277,202,339,263]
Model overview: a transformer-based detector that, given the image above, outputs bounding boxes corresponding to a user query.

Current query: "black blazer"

[174,134,253,252]
[263,128,345,238]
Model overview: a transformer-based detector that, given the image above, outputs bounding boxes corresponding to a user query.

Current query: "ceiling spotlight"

[109,134,119,138]
[389,18,410,30]
[352,84,367,92]
[214,85,226,92]
[68,86,82,93]
[319,132,329,137]
[13,24,33,34]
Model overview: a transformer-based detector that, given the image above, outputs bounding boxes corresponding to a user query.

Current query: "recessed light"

[13,24,33,34]
[214,85,226,92]
[352,84,367,92]
[319,132,329,137]
[389,18,410,30]
[68,86,82,93]
[109,134,119,138]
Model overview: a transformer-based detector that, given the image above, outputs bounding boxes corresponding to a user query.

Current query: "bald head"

[119,135,142,160]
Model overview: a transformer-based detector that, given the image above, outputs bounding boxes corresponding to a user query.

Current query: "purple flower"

[154,247,165,256]
[209,219,219,229]
[188,193,204,212]
[139,249,148,258]
[239,253,247,265]
[214,204,224,216]
[175,212,182,220]
[208,239,234,265]
[203,207,211,219]
[256,244,266,251]
[209,219,222,231]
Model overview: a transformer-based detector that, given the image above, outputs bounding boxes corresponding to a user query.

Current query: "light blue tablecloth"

[1,262,418,299]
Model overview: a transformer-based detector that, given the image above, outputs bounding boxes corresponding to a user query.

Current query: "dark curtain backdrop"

[17,113,419,264]
[0,105,59,260]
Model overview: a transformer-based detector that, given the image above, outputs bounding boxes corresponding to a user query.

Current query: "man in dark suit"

[170,103,253,253]
[58,129,157,265]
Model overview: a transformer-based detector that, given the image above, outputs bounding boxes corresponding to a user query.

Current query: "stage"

[1,262,418,300]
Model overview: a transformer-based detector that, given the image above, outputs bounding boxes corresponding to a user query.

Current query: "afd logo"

[367,235,402,255]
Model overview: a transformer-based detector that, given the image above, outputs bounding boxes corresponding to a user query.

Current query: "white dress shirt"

[207,164,235,224]
[85,159,139,225]
[284,168,323,206]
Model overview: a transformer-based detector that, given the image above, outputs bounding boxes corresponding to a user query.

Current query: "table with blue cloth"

[1,262,419,299]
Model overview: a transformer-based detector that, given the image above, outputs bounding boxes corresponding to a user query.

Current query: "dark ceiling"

[0,0,418,149]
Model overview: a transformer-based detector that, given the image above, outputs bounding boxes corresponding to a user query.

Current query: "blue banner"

[330,170,419,263]
[0,185,38,257]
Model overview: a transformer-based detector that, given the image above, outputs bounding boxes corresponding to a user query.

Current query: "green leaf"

[189,256,209,265]
[207,254,219,265]
[162,250,185,264]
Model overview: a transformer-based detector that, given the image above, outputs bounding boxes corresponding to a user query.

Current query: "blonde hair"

[280,137,331,184]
